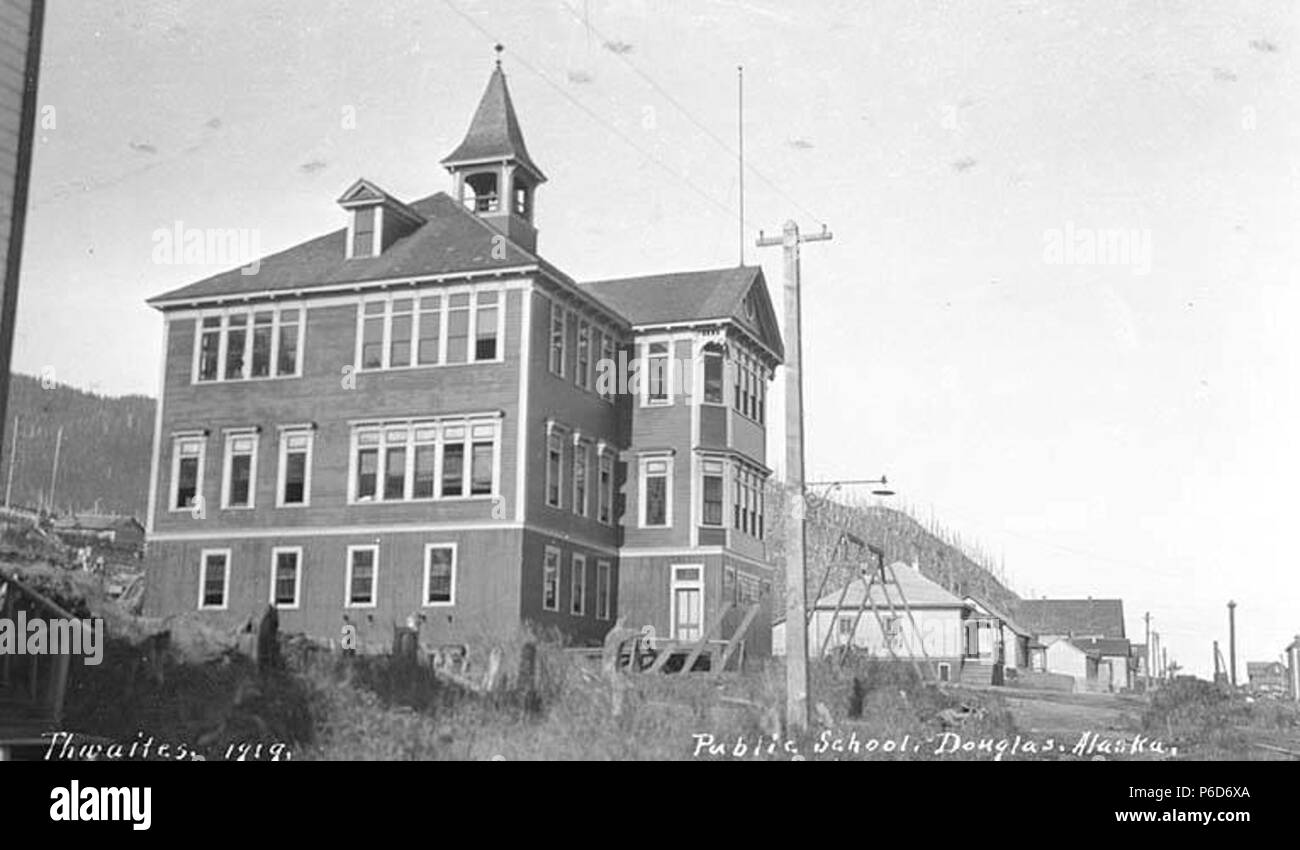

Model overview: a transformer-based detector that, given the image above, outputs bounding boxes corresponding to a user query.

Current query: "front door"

[671,565,704,642]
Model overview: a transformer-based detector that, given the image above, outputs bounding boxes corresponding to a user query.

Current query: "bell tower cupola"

[441,45,547,253]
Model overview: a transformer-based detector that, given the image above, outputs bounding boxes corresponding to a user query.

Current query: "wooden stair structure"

[0,566,78,757]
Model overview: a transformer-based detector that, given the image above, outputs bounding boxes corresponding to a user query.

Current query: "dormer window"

[465,172,500,213]
[352,206,377,258]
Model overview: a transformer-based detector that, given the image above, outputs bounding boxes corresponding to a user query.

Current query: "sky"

[14,0,1300,677]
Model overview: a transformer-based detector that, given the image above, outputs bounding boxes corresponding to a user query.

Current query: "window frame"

[597,448,615,525]
[542,546,561,612]
[269,545,303,610]
[596,560,612,620]
[548,301,566,377]
[575,319,592,391]
[422,543,457,608]
[169,432,207,514]
[571,437,589,518]
[545,426,565,509]
[354,287,504,372]
[345,544,379,609]
[639,454,673,529]
[198,548,231,611]
[347,416,501,504]
[700,458,725,527]
[570,553,587,616]
[192,306,305,384]
[276,426,315,508]
[220,428,259,510]
[642,340,673,407]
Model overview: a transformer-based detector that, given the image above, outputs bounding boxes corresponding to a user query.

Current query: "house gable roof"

[810,562,968,610]
[1014,599,1126,640]
[147,192,539,306]
[1070,636,1131,658]
[580,266,785,361]
[964,595,1031,636]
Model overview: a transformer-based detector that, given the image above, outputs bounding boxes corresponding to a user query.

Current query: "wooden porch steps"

[959,661,995,686]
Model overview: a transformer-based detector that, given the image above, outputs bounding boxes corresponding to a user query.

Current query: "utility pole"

[1144,611,1151,692]
[4,414,17,508]
[757,219,832,735]
[1162,647,1168,680]
[47,424,62,514]
[1227,600,1237,687]
[1213,639,1221,683]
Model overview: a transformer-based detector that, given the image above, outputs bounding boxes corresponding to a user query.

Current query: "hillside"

[766,486,1021,616]
[0,373,154,517]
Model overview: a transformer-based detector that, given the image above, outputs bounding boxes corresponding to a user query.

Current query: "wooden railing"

[0,566,80,730]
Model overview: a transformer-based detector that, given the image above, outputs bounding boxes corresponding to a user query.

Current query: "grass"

[1142,676,1300,759]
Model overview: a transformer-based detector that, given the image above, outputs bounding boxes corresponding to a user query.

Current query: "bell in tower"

[441,45,547,253]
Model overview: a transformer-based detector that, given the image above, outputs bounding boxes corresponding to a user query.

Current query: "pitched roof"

[1070,636,1131,658]
[148,193,538,305]
[440,65,545,181]
[1247,661,1287,677]
[1014,599,1126,640]
[811,562,968,610]
[964,595,1031,636]
[580,266,785,359]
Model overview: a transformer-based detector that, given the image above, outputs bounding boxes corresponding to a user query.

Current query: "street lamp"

[807,475,895,497]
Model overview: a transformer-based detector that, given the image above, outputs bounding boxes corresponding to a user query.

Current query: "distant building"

[1014,598,1132,691]
[1246,661,1288,694]
[773,562,970,683]
[51,513,146,552]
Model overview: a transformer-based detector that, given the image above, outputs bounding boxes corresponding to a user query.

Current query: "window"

[194,308,303,383]
[476,292,499,360]
[221,430,258,509]
[937,662,952,683]
[572,440,588,517]
[389,297,414,367]
[701,459,724,526]
[423,544,456,606]
[883,616,902,648]
[542,547,560,611]
[357,290,501,370]
[575,320,591,390]
[703,348,725,405]
[352,206,375,257]
[640,456,672,528]
[350,417,500,502]
[671,565,703,642]
[732,350,766,423]
[171,434,206,512]
[597,449,614,525]
[838,616,855,636]
[570,554,587,616]
[278,427,314,506]
[198,549,230,610]
[270,547,301,609]
[346,545,378,608]
[549,302,566,376]
[645,341,670,405]
[599,333,616,402]
[446,294,470,365]
[418,295,441,365]
[732,466,766,540]
[546,429,563,508]
[596,560,612,620]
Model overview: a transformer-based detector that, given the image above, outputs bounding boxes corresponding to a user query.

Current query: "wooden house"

[141,57,782,659]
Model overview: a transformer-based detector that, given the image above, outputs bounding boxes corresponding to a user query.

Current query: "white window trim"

[192,305,305,384]
[549,300,567,377]
[571,435,589,518]
[570,553,587,616]
[353,286,505,373]
[276,426,315,508]
[169,432,207,514]
[596,559,612,620]
[198,548,231,611]
[346,415,502,505]
[670,564,705,643]
[220,428,260,510]
[641,339,675,408]
[345,544,379,609]
[638,453,674,529]
[597,447,615,526]
[422,543,457,608]
[700,458,726,528]
[545,422,566,509]
[542,545,561,612]
[575,319,591,391]
[269,545,303,610]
